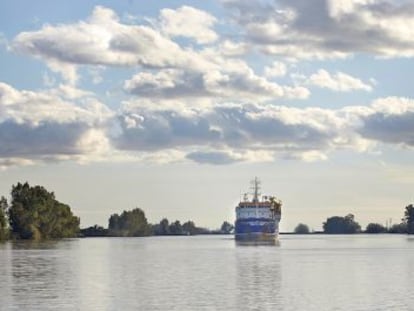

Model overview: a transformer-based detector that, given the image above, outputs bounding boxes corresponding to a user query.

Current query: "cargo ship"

[235,178,282,242]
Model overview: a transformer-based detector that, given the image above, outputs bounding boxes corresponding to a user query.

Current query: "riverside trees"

[108,208,151,236]
[7,182,80,240]
[294,223,310,234]
[404,204,414,234]
[323,214,361,234]
[0,196,8,240]
[365,223,387,233]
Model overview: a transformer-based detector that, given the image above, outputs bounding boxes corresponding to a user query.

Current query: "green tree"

[182,221,198,235]
[220,221,234,234]
[323,214,361,234]
[294,223,310,234]
[404,204,414,234]
[80,225,108,237]
[169,220,183,235]
[0,196,8,240]
[388,223,407,234]
[108,208,150,237]
[8,182,80,240]
[365,223,387,233]
[159,218,170,235]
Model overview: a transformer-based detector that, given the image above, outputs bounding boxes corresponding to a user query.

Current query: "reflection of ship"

[235,178,282,243]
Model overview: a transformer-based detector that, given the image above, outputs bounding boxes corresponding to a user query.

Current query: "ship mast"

[251,177,261,202]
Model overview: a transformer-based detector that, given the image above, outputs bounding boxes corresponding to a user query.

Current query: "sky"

[0,0,414,232]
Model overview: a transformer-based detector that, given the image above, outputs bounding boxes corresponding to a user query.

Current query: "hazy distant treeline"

[294,207,414,234]
[81,209,234,237]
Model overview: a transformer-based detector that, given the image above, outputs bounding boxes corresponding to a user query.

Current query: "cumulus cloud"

[3,2,414,169]
[10,5,309,102]
[160,6,218,44]
[0,82,112,166]
[264,61,288,78]
[223,0,414,60]
[124,65,310,101]
[113,101,355,161]
[306,69,373,92]
[1,81,414,167]
[357,97,414,146]
[11,6,205,83]
[218,40,249,56]
[112,96,414,164]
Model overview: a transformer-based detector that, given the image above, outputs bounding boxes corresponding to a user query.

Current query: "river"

[0,234,413,310]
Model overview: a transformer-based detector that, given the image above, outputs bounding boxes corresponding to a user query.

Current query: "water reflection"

[0,242,13,309]
[235,239,281,247]
[6,240,81,311]
[1,235,414,310]
[76,238,112,310]
[235,243,282,310]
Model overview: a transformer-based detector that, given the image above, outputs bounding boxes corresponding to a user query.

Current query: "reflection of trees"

[9,240,81,310]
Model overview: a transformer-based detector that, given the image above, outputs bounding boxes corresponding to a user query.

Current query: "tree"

[323,214,361,234]
[80,225,108,237]
[220,221,234,234]
[365,223,387,233]
[169,220,183,235]
[156,218,170,235]
[294,223,310,234]
[404,204,414,234]
[0,196,8,240]
[8,182,80,240]
[388,223,407,234]
[108,208,150,236]
[182,221,197,235]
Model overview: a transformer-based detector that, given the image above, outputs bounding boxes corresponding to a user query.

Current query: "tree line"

[81,210,234,237]
[294,205,414,234]
[0,182,233,241]
[1,182,413,241]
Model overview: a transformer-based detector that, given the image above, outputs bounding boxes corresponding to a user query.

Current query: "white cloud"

[11,6,206,83]
[1,81,414,168]
[224,0,414,60]
[218,40,249,57]
[357,97,414,146]
[0,158,34,171]
[51,84,94,100]
[284,150,328,162]
[42,71,56,87]
[0,82,113,166]
[114,101,350,160]
[124,65,310,101]
[10,5,310,103]
[113,96,414,164]
[264,61,287,78]
[327,0,375,18]
[160,6,218,44]
[307,69,373,92]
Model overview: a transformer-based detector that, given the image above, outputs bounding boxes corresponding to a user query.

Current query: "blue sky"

[1,0,414,231]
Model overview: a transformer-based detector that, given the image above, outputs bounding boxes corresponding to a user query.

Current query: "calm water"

[1,235,414,311]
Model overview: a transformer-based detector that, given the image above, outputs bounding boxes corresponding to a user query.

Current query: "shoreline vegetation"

[0,182,413,241]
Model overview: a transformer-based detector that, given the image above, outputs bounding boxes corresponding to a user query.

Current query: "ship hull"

[234,218,279,242]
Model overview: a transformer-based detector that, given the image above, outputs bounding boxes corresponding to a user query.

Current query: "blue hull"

[235,218,277,241]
